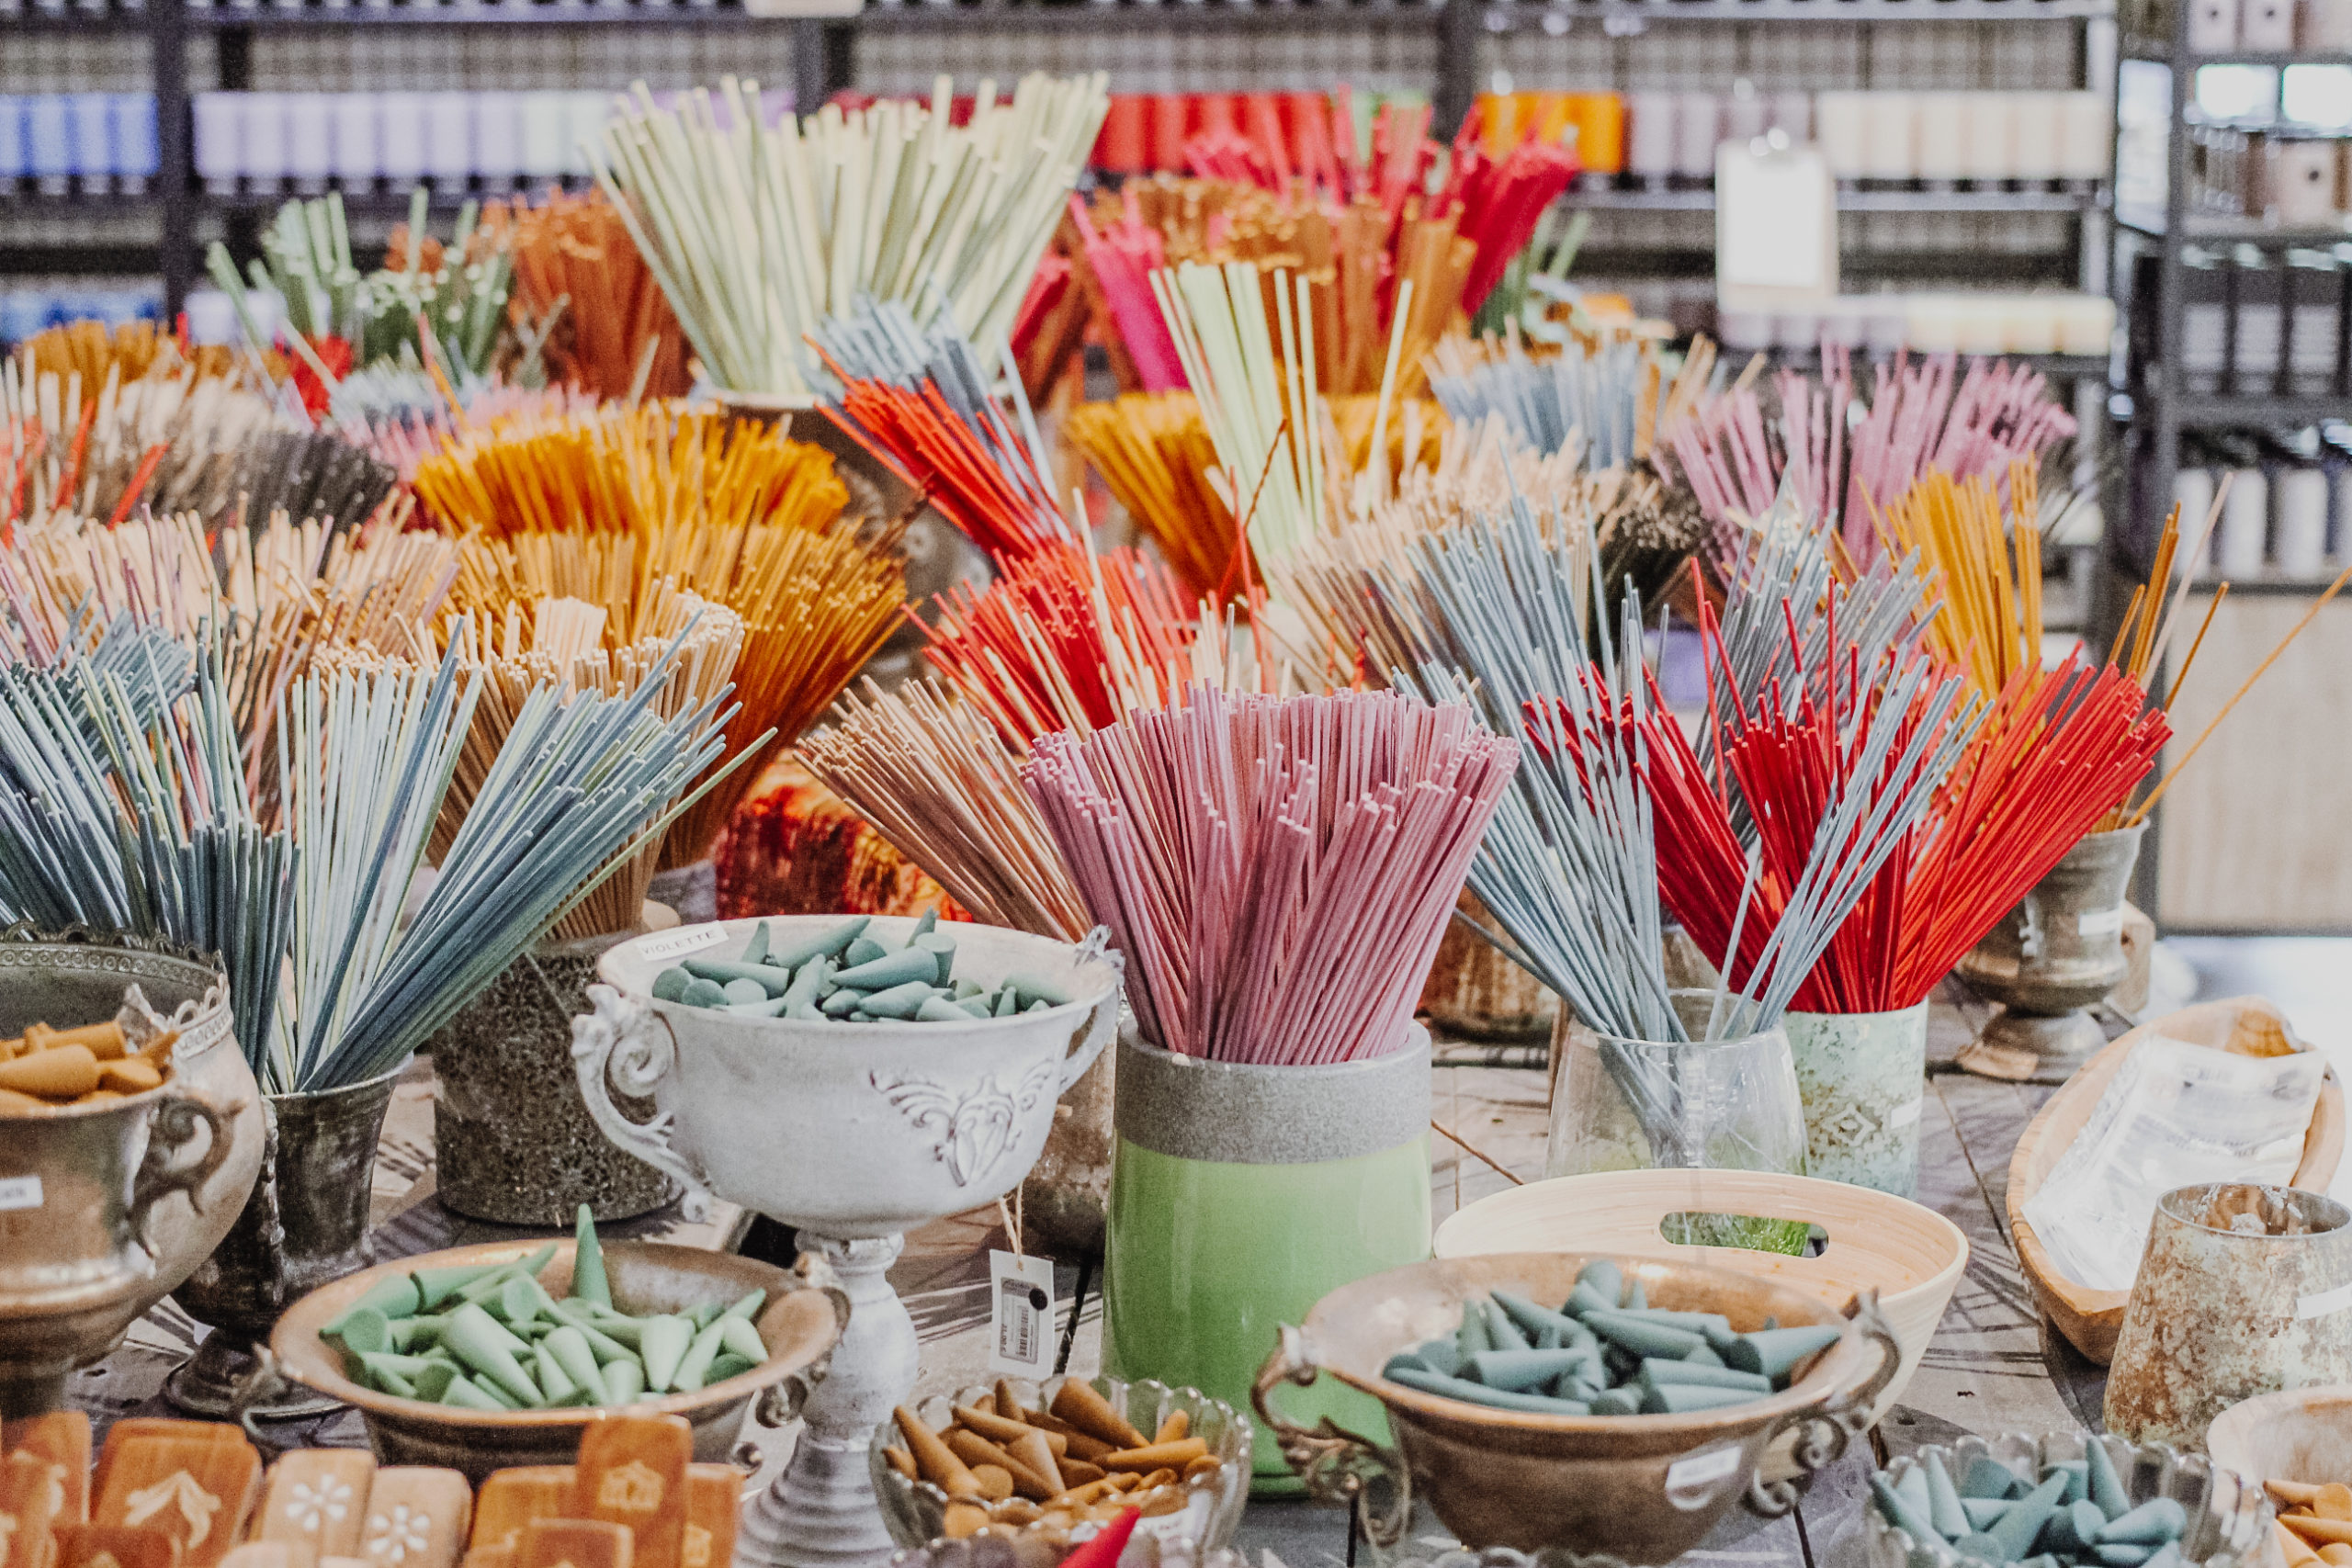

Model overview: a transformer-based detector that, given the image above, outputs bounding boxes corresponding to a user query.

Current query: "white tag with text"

[988,1250,1057,1376]
[637,926,728,964]
[0,1176,43,1212]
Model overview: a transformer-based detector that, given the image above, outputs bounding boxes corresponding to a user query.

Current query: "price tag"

[0,1175,42,1212]
[1663,1442,1747,1510]
[987,1250,1057,1377]
[637,926,727,964]
[1715,141,1834,298]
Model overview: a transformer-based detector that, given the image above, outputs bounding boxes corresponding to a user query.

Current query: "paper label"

[0,1176,43,1212]
[988,1251,1057,1376]
[2296,1281,2352,1320]
[2078,907,2127,938]
[1663,1443,1746,1508]
[637,926,727,964]
[1889,1096,1925,1130]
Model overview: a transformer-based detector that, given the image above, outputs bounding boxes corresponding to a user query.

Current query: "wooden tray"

[2007,995,2346,1367]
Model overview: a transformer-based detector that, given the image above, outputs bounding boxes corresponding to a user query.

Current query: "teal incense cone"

[842,936,886,968]
[1382,1353,1431,1381]
[681,977,728,1008]
[1577,1259,1624,1304]
[1493,1290,1583,1345]
[1386,1366,1589,1414]
[442,1302,544,1405]
[1961,1499,2015,1529]
[548,1302,637,1364]
[325,1277,422,1336]
[1589,1387,1641,1416]
[1724,1324,1842,1382]
[543,1325,610,1404]
[639,1313,692,1392]
[1641,1382,1758,1415]
[1871,1480,1947,1550]
[1987,1474,2073,1562]
[1484,1301,1532,1351]
[913,932,956,983]
[1419,1337,1464,1377]
[604,1358,646,1405]
[1925,1451,1971,1539]
[533,1341,579,1406]
[861,980,936,1020]
[652,967,691,1001]
[571,1204,611,1307]
[916,996,972,1023]
[1457,1305,1492,1358]
[770,916,869,974]
[2043,1460,2090,1505]
[414,1260,506,1310]
[1583,1311,1706,1359]
[442,1373,507,1412]
[1003,972,1070,1009]
[1964,1457,2029,1500]
[1468,1348,1590,1392]
[2098,1499,2187,1546]
[827,947,938,990]
[2086,1440,2132,1521]
[1564,1283,1620,1317]
[1638,1359,1772,1393]
[718,1317,766,1365]
[2095,1547,2154,1567]
[2043,1500,2110,1552]
[681,957,798,995]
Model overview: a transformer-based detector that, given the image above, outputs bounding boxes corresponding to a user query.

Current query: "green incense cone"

[495,1275,543,1327]
[1004,972,1071,1009]
[1493,1291,1584,1346]
[604,1357,646,1405]
[1638,1359,1772,1393]
[1468,1348,1589,1392]
[1987,1473,2072,1562]
[992,989,1018,1017]
[1926,1451,1971,1539]
[1871,1475,1948,1547]
[356,1350,442,1382]
[334,1307,392,1356]
[741,921,772,966]
[442,1302,544,1405]
[820,989,866,1018]
[780,958,827,1013]
[414,1260,506,1309]
[720,1287,765,1321]
[1963,1458,2028,1500]
[534,1340,579,1406]
[1385,1366,1590,1415]
[1623,1281,1647,1310]
[1484,1300,1532,1351]
[829,948,937,990]
[910,908,937,939]
[2098,1499,2186,1547]
[1961,1499,2014,1529]
[1724,1325,1842,1382]
[1588,1387,1641,1416]
[1564,1284,1620,1318]
[1895,1469,1934,1520]
[916,996,972,1023]
[639,1313,692,1392]
[1683,1343,1725,1367]
[1948,1534,2007,1563]
[1457,1303,1492,1358]
[1618,1308,1732,1332]
[707,1353,757,1383]
[544,1325,610,1404]
[1383,1353,1430,1381]
[718,1317,766,1365]
[2086,1440,2132,1520]
[477,1375,525,1410]
[325,1277,423,1337]
[673,1321,727,1392]
[1534,1323,1563,1350]
[860,980,936,1020]
[442,1373,507,1412]
[842,937,886,968]
[409,1362,457,1403]
[552,1305,638,1362]
[358,1357,416,1398]
[687,1302,721,1330]
[1642,1382,1760,1416]
[2095,1547,2154,1567]
[1418,1337,1464,1377]
[722,978,770,1006]
[387,1316,440,1352]
[2042,1500,2109,1553]
[571,1205,611,1308]
[682,978,729,1009]
[2043,1460,2089,1505]
[456,1262,526,1304]
[1583,1311,1705,1359]
[912,933,956,984]
[681,958,799,996]
[770,917,869,973]
[652,967,691,1002]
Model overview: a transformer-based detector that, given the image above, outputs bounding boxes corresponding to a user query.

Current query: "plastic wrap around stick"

[1022,685,1518,1066]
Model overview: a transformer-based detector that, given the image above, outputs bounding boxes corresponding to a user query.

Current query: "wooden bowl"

[2007,995,2345,1366]
[2207,1384,2352,1490]
[1431,1168,1967,1432]
[1256,1250,1900,1566]
[271,1238,848,1480]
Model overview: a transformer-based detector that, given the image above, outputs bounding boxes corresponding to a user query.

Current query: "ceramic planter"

[1782,1002,1930,1197]
[434,927,679,1225]
[1958,824,2144,1080]
[1103,1025,1432,1495]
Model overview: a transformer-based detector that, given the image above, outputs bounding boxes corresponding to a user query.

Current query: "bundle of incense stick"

[20,320,252,411]
[4,350,291,526]
[277,633,738,1092]
[810,300,1072,561]
[1062,393,1242,600]
[1665,347,2077,565]
[340,379,602,483]
[1425,327,1691,473]
[593,73,1110,395]
[1024,685,1518,1064]
[800,678,1092,940]
[230,428,400,534]
[482,188,692,400]
[0,645,295,1065]
[431,587,744,939]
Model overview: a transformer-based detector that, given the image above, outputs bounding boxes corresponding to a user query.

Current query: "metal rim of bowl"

[0,927,234,1122]
[268,1236,833,1427]
[1314,1251,1884,1436]
[603,917,1123,1038]
[870,1374,1250,1529]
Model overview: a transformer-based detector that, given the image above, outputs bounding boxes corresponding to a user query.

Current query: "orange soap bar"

[355,1470,471,1568]
[57,1526,182,1568]
[469,1470,575,1552]
[9,1409,93,1522]
[1,1449,71,1568]
[92,1421,242,1508]
[571,1416,688,1568]
[254,1450,378,1568]
[94,1435,261,1568]
[680,1468,741,1568]
[517,1521,630,1568]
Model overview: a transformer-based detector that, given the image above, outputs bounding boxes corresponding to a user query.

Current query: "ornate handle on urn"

[130,1090,236,1258]
[571,984,713,1218]
[1746,1291,1903,1517]
[1253,1324,1412,1550]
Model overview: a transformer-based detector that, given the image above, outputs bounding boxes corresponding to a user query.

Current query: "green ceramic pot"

[1102,1025,1431,1496]
[1782,1002,1930,1198]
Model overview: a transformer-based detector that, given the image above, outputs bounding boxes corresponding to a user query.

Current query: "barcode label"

[988,1251,1056,1376]
[637,926,727,963]
[0,1176,43,1212]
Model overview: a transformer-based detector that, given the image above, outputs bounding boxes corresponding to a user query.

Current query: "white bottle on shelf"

[2009,92,2063,182]
[1814,90,1868,178]
[424,88,472,192]
[380,90,429,187]
[1862,93,1918,181]
[331,92,380,191]
[2176,468,2219,573]
[518,90,568,188]
[242,92,290,193]
[193,91,243,192]
[2218,468,2271,577]
[1962,93,2016,182]
[2056,92,2111,181]
[474,90,523,189]
[287,91,334,192]
[2278,468,2331,577]
[1916,93,1967,181]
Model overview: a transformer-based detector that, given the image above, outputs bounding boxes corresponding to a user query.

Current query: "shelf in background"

[1755,345,2112,377]
[197,181,589,211]
[2166,392,2352,427]
[2120,40,2352,62]
[185,3,808,24]
[1572,180,2102,212]
[0,6,154,28]
[1482,0,2112,27]
[183,0,1443,22]
[2117,208,2352,245]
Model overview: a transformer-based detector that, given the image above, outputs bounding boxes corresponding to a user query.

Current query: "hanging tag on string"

[990,1190,1052,1375]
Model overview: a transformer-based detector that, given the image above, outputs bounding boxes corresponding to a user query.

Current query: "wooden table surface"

[72,993,2105,1568]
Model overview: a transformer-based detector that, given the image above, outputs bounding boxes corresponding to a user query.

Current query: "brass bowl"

[1253,1251,1898,1567]
[270,1237,849,1481]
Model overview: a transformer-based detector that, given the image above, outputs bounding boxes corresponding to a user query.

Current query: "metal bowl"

[1866,1431,2272,1568]
[868,1375,1250,1553]
[0,931,262,1416]
[1253,1251,1899,1566]
[269,1237,849,1481]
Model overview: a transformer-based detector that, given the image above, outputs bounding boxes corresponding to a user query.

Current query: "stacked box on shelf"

[0,93,159,194]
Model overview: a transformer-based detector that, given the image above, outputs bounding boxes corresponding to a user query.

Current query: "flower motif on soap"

[124,1472,222,1548]
[286,1478,355,1535]
[870,1059,1057,1186]
[366,1504,432,1562]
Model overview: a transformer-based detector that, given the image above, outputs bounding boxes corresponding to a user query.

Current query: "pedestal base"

[733,1233,917,1568]
[166,1332,343,1419]
[1957,1007,2106,1083]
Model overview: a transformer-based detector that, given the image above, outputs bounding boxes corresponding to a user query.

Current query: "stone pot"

[1782,1002,1930,1198]
[1958,825,2144,1080]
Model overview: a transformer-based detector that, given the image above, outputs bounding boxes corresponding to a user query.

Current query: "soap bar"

[469,1470,575,1553]
[95,1434,263,1568]
[93,1422,245,1511]
[1,1449,72,1568]
[572,1415,691,1568]
[254,1450,379,1568]
[681,1467,741,1568]
[55,1526,184,1568]
[10,1410,92,1523]
[517,1520,631,1568]
[356,1470,472,1568]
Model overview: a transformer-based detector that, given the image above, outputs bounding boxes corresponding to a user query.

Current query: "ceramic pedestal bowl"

[267,1236,849,1480]
[1252,1251,1899,1566]
[575,916,1122,1568]
[0,931,264,1416]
